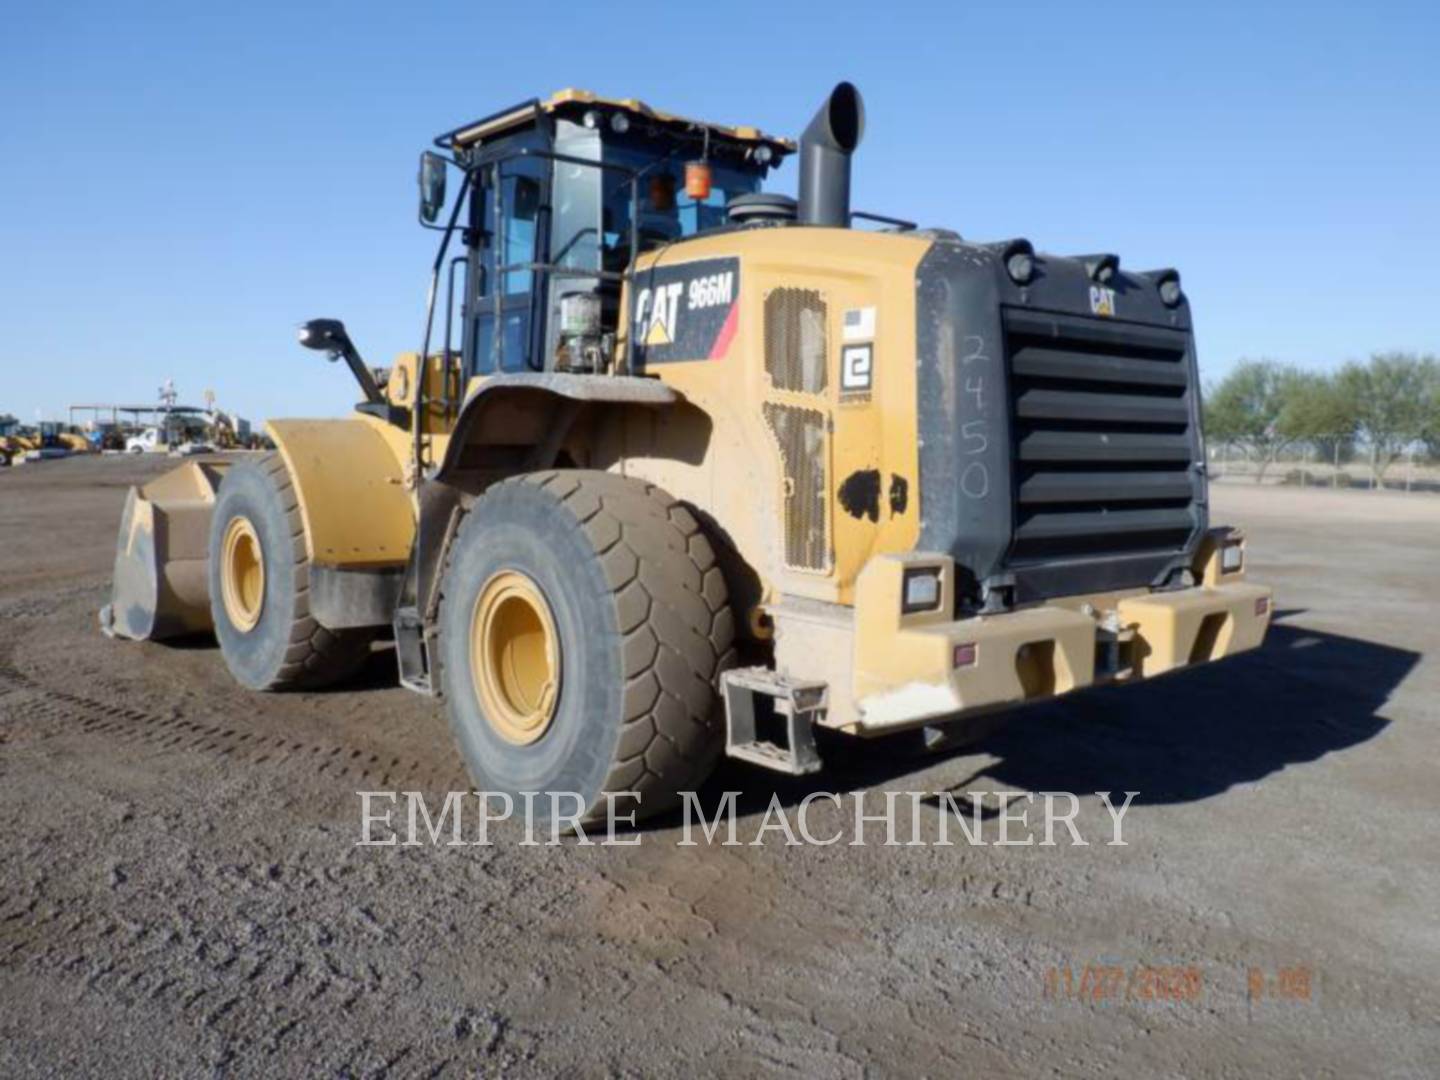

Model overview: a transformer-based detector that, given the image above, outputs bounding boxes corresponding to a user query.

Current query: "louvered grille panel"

[763,403,829,571]
[764,289,828,394]
[1003,309,1199,564]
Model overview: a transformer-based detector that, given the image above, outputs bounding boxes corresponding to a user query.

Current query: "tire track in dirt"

[0,648,462,793]
[0,842,528,1075]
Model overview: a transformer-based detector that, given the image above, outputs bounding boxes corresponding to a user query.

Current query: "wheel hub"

[470,571,561,745]
[220,515,265,632]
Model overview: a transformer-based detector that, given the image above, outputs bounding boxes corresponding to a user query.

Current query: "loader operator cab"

[421,91,791,379]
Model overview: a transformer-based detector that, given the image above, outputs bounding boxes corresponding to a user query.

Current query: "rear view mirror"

[419,151,448,223]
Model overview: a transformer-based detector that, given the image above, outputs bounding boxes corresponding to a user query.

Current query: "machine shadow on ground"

[676,612,1419,826]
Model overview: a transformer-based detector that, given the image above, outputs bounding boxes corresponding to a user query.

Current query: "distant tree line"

[1204,352,1440,484]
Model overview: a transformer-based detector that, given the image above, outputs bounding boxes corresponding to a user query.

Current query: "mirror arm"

[298,320,384,405]
[335,343,383,405]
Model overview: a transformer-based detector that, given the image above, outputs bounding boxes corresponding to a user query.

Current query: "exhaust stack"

[797,82,865,228]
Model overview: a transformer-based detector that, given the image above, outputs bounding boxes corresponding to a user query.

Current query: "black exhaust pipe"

[798,82,865,227]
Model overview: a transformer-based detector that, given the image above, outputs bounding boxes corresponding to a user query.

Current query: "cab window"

[500,174,540,295]
[468,160,546,374]
[599,150,760,267]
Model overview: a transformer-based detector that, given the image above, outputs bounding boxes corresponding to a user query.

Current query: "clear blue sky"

[2,1,1436,425]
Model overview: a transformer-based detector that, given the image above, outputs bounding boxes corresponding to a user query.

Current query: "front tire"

[208,454,373,690]
[437,471,735,824]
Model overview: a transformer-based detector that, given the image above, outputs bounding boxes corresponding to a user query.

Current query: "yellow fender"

[266,418,415,568]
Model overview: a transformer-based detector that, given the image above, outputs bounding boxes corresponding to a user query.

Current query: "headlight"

[1221,544,1244,573]
[902,567,942,613]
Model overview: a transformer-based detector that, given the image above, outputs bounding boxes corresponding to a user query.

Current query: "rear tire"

[437,471,735,824]
[208,454,373,690]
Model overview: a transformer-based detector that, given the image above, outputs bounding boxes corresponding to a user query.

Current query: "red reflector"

[1255,597,1270,617]
[953,643,978,668]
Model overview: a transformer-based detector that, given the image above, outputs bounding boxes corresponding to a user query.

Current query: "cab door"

[466,157,548,375]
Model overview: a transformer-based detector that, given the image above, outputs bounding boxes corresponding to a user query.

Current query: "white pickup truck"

[125,428,163,454]
[125,427,214,455]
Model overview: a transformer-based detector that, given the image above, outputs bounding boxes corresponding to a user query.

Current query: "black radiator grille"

[1002,308,1199,566]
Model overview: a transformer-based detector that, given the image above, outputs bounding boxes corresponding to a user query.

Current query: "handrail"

[850,209,918,231]
[415,171,472,478]
[432,98,543,151]
[441,255,466,417]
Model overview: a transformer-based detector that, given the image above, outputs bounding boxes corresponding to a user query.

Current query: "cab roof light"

[1080,253,1120,284]
[1006,241,1035,285]
[1146,268,1183,307]
[992,239,1036,285]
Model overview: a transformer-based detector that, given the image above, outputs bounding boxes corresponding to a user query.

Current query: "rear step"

[394,605,435,695]
[721,668,825,775]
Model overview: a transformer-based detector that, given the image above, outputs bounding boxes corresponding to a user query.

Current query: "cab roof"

[437,88,795,156]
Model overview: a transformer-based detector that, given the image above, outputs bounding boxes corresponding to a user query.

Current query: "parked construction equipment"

[102,84,1272,821]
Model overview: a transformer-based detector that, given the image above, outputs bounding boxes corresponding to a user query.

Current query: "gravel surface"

[2,455,1436,1077]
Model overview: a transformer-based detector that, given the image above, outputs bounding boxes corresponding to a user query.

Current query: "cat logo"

[635,282,684,347]
[630,257,741,366]
[1089,285,1116,318]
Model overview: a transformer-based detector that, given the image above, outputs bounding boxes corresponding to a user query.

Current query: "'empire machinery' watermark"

[356,790,1139,848]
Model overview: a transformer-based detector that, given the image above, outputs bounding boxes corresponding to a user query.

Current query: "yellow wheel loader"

[102,84,1272,822]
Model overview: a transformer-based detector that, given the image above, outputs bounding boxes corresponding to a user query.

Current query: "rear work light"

[902,567,942,613]
[1222,544,1244,573]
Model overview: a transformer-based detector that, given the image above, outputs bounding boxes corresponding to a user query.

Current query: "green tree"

[1282,370,1356,466]
[1204,359,1318,480]
[1337,353,1438,487]
[1418,356,1440,464]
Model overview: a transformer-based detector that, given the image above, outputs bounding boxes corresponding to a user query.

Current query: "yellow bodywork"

[102,212,1272,737]
[100,460,231,640]
[772,540,1272,735]
[1117,583,1271,679]
[849,554,1097,727]
[594,227,931,610]
[266,417,413,568]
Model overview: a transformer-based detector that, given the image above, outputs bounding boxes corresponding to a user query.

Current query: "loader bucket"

[100,460,232,641]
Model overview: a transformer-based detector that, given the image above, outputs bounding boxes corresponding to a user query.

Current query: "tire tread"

[247,453,372,690]
[442,470,735,818]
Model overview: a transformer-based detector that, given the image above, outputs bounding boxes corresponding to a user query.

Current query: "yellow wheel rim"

[470,571,561,745]
[220,516,265,633]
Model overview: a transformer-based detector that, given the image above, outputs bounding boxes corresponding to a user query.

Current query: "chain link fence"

[1207,436,1440,493]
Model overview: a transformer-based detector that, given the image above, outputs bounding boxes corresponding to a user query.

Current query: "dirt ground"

[1,455,1436,1077]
